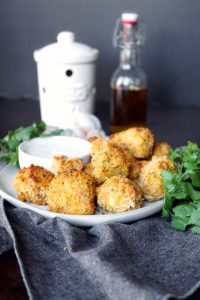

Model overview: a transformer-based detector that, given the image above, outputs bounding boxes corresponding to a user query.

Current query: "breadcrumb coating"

[152,142,171,158]
[52,155,84,174]
[13,165,54,205]
[97,175,144,213]
[121,147,135,166]
[48,170,96,215]
[138,157,175,202]
[83,162,93,176]
[109,127,154,159]
[90,138,129,185]
[129,159,148,181]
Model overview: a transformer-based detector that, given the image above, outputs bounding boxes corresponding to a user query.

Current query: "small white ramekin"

[18,136,91,172]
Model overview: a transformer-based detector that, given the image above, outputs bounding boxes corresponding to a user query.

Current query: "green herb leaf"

[173,203,196,219]
[171,216,188,232]
[162,141,200,234]
[188,211,200,226]
[191,226,200,234]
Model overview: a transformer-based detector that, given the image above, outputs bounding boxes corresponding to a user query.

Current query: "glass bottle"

[110,13,147,134]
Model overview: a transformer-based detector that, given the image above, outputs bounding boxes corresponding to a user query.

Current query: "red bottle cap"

[122,13,138,26]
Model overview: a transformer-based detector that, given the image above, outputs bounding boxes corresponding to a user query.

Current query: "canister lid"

[34,31,99,64]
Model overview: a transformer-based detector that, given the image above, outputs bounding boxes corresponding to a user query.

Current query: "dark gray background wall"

[0,0,200,106]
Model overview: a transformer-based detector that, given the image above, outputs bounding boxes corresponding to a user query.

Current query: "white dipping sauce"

[25,142,82,158]
[18,136,91,171]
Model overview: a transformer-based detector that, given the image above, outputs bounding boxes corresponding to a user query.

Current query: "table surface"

[1,97,200,300]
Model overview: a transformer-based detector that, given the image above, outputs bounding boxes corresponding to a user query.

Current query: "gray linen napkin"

[1,199,200,300]
[0,162,13,254]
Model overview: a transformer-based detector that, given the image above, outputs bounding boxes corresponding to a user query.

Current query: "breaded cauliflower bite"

[48,170,96,215]
[13,165,54,205]
[152,142,171,158]
[52,155,84,174]
[121,147,135,166]
[109,127,154,159]
[90,138,130,185]
[138,157,175,202]
[129,159,148,181]
[97,175,144,213]
[83,162,94,176]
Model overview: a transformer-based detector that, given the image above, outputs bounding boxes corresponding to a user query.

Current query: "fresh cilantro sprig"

[0,122,72,167]
[162,141,200,234]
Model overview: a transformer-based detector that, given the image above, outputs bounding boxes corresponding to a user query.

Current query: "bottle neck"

[120,47,140,69]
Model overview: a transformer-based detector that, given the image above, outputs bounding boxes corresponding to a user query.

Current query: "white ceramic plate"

[0,164,163,227]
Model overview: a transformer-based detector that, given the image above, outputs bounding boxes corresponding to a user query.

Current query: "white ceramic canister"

[33,31,99,128]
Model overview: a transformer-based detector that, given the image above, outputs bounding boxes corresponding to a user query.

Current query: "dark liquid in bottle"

[110,87,147,134]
